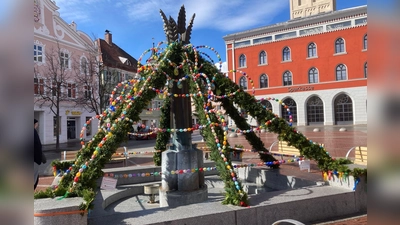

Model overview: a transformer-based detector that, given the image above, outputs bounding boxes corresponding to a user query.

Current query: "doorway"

[67,119,76,139]
[334,94,353,125]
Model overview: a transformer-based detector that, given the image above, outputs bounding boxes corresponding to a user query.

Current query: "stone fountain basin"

[96,163,326,210]
[34,163,366,225]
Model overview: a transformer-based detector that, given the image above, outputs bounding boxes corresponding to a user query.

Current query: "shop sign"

[288,86,314,92]
[66,110,82,115]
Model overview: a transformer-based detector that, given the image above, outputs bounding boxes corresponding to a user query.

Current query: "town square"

[32,0,373,224]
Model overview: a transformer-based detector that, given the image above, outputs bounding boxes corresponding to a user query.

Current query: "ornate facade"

[290,0,336,20]
[34,0,97,144]
[224,4,367,126]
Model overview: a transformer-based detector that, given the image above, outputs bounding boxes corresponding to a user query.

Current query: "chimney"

[105,30,112,46]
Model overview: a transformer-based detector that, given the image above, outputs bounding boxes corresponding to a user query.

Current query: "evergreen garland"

[35,41,366,212]
[153,97,171,166]
[189,77,249,206]
[34,52,168,210]
[199,62,279,165]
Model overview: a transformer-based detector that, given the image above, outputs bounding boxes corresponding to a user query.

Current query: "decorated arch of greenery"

[34,6,366,211]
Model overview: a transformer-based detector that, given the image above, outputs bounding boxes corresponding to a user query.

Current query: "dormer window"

[118,56,131,66]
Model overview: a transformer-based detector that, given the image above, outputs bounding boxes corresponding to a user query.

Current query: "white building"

[34,0,97,144]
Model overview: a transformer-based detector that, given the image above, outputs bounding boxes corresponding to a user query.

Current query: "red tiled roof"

[98,39,137,72]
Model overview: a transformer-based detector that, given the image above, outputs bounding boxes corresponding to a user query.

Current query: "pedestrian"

[34,119,46,190]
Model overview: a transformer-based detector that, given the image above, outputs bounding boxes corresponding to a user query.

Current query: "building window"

[126,73,134,80]
[260,100,272,111]
[105,71,112,81]
[307,96,324,124]
[283,71,292,86]
[363,34,367,50]
[53,116,61,136]
[259,51,267,64]
[60,52,69,69]
[152,100,159,109]
[335,38,345,53]
[298,0,302,5]
[260,74,268,88]
[282,47,291,61]
[84,85,92,99]
[336,64,347,81]
[114,71,118,83]
[364,62,367,78]
[52,82,57,97]
[112,71,119,83]
[34,78,44,95]
[117,71,123,82]
[86,117,91,136]
[239,54,246,67]
[282,98,297,123]
[308,42,317,57]
[104,94,110,106]
[239,76,247,89]
[334,94,353,124]
[308,67,319,83]
[34,44,43,62]
[81,57,88,75]
[67,83,76,98]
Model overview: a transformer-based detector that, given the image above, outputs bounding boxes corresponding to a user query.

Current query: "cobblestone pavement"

[228,124,367,158]
[35,125,367,224]
[314,215,367,224]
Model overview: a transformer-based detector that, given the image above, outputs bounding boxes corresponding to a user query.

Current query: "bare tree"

[34,41,75,150]
[72,44,104,115]
[72,43,129,115]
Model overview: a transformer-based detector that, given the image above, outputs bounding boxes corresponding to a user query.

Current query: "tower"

[290,0,336,19]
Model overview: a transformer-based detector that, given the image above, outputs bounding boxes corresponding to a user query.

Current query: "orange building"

[223,2,367,126]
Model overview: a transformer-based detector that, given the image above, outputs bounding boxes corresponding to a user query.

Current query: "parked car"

[135,128,157,140]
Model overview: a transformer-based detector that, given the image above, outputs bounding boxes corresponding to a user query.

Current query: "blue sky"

[55,0,367,63]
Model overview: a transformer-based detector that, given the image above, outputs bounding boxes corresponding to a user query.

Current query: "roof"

[98,39,138,72]
[223,5,367,41]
